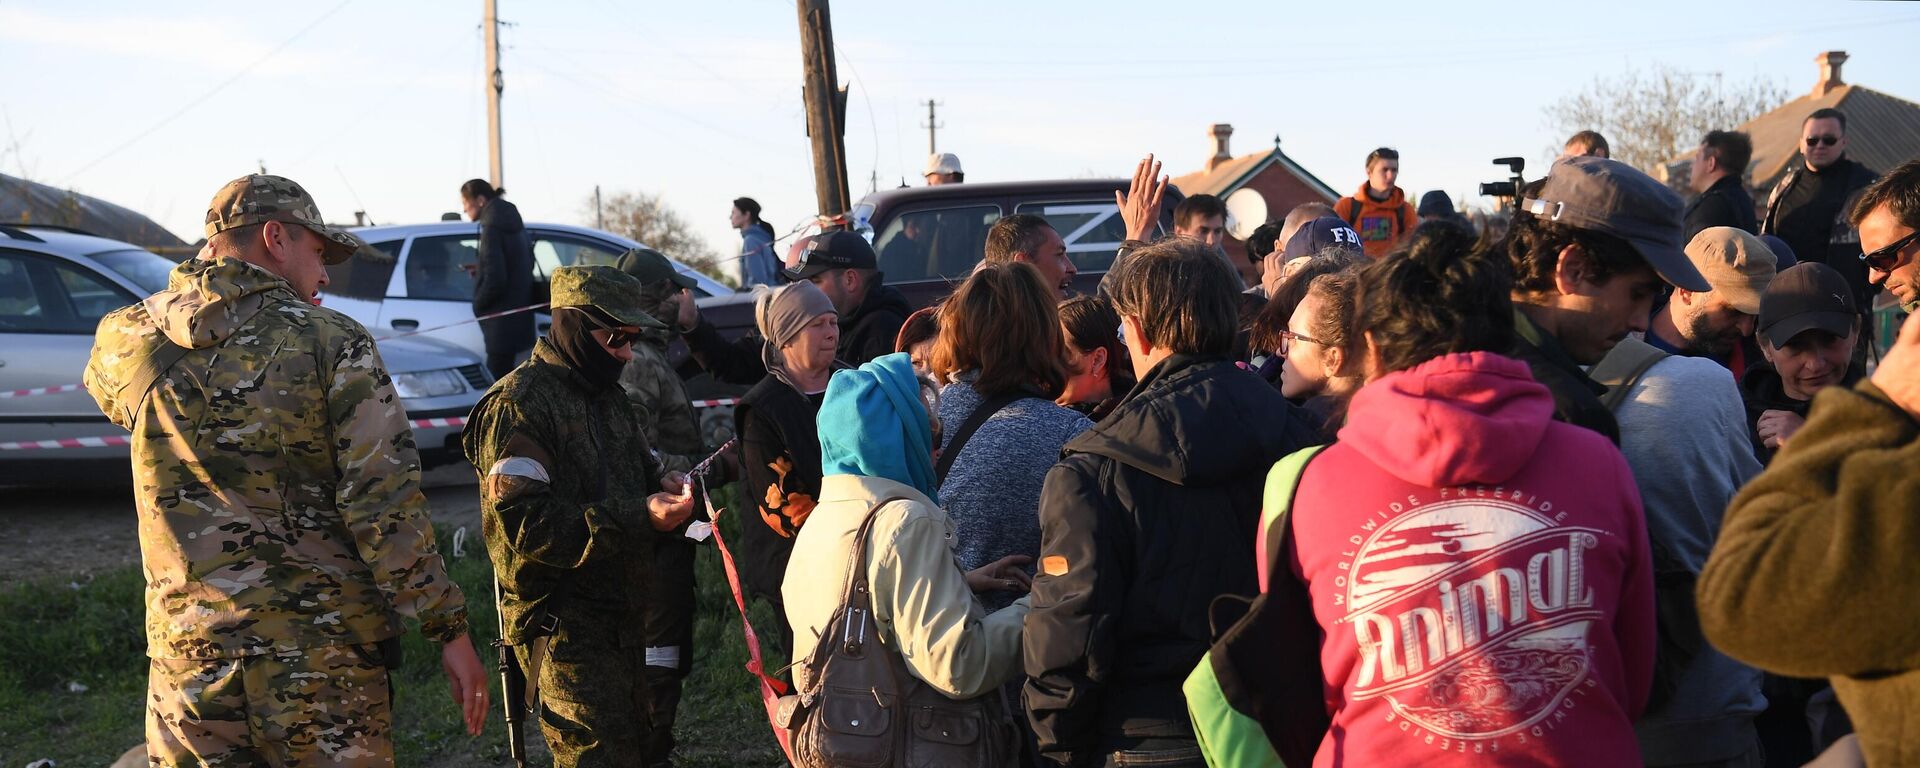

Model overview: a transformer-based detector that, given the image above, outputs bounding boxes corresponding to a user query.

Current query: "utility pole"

[484,0,505,191]
[796,0,849,217]
[594,185,603,230]
[920,99,942,155]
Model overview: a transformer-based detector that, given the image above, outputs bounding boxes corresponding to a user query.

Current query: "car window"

[531,234,624,281]
[325,239,402,300]
[90,249,176,295]
[53,262,135,326]
[405,235,479,301]
[1013,200,1139,273]
[0,253,47,330]
[872,204,1001,282]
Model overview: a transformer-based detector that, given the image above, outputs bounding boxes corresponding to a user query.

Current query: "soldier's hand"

[660,470,691,497]
[440,634,489,736]
[648,488,696,531]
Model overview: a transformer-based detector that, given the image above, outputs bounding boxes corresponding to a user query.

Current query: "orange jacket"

[1334,184,1417,257]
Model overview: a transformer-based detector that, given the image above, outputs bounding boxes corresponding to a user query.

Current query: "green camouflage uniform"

[616,274,707,765]
[466,265,670,768]
[85,175,466,766]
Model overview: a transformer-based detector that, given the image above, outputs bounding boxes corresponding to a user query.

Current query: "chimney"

[1813,50,1849,97]
[1207,123,1234,172]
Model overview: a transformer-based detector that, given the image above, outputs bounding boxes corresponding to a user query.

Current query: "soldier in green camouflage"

[612,248,719,766]
[83,174,489,766]
[465,264,697,768]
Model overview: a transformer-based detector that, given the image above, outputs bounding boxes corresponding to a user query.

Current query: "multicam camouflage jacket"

[618,326,704,475]
[84,257,467,660]
[465,341,663,644]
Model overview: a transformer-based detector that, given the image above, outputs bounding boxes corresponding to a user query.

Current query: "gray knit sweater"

[936,371,1092,610]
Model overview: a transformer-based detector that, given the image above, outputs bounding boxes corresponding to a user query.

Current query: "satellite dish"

[1224,188,1268,240]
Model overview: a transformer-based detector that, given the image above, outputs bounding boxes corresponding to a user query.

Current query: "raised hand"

[1115,154,1168,243]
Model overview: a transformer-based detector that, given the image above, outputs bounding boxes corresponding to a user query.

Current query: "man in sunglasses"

[1763,108,1880,319]
[465,265,698,767]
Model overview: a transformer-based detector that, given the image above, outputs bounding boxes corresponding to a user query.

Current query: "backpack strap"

[1589,335,1670,413]
[933,391,1028,485]
[1337,197,1360,228]
[1256,445,1327,589]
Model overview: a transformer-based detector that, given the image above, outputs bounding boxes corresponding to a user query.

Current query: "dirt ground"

[0,463,483,584]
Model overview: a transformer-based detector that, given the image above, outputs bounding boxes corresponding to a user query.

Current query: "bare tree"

[583,190,735,287]
[1545,64,1789,176]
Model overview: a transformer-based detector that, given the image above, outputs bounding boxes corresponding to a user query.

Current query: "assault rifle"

[494,575,529,768]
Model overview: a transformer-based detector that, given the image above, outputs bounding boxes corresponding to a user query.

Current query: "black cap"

[1522,156,1710,292]
[1417,190,1455,218]
[1759,262,1857,347]
[782,230,877,281]
[614,247,698,290]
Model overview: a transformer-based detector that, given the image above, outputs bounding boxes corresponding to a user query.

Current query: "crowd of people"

[80,104,1920,768]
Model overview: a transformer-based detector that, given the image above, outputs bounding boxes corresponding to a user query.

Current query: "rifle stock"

[494,575,529,768]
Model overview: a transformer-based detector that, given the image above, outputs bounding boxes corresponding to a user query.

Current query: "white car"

[0,224,491,485]
[326,221,733,357]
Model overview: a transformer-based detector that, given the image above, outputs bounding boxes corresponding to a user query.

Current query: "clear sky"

[4,0,1917,270]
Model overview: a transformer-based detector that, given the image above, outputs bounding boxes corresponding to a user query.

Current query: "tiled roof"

[1697,85,1920,189]
[1170,148,1339,200]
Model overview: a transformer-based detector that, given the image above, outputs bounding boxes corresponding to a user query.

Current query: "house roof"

[1733,84,1920,189]
[0,172,186,249]
[1170,147,1340,201]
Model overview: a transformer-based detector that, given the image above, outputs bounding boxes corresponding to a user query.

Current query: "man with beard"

[1643,227,1778,363]
[466,265,697,767]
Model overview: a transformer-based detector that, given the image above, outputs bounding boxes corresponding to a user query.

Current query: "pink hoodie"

[1285,352,1654,767]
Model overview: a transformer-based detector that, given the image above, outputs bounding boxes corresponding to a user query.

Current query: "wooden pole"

[796,0,849,217]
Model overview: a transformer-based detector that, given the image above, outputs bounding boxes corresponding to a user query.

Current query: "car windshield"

[90,249,177,294]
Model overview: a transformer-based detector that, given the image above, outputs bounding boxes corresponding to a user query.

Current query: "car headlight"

[391,369,468,399]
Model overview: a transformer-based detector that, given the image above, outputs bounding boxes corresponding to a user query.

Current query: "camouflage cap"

[550,265,667,330]
[614,247,699,290]
[205,174,363,265]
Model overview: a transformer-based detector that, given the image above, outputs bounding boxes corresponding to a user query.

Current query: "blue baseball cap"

[1282,216,1364,261]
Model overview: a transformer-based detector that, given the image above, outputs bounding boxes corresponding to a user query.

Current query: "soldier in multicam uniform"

[465,264,697,768]
[611,247,713,767]
[83,175,489,766]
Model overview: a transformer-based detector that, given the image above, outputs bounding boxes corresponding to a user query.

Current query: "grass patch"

[0,482,789,766]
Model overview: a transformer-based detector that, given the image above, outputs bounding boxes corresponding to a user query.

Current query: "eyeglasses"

[565,307,639,347]
[1806,135,1841,147]
[1860,230,1920,272]
[1278,328,1325,351]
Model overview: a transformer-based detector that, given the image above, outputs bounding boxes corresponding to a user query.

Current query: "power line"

[61,0,357,184]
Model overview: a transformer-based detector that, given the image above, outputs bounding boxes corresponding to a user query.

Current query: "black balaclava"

[548,306,625,390]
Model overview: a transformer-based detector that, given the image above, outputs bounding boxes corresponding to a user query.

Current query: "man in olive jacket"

[466,265,696,767]
[1699,163,1920,768]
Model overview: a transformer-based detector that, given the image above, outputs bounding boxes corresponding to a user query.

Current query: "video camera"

[1478,157,1527,201]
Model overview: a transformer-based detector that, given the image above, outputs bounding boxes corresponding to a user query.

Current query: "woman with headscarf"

[732,280,842,654]
[783,353,1031,766]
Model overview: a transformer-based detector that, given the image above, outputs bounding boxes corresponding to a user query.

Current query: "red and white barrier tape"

[0,384,85,399]
[689,398,739,409]
[409,417,467,429]
[0,435,132,451]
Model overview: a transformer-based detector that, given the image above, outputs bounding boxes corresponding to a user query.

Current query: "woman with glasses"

[1278,270,1363,434]
[731,280,844,662]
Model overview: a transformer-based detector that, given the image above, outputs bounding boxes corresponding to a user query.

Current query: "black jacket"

[1763,156,1880,307]
[473,197,534,316]
[1510,309,1620,444]
[1023,355,1318,764]
[1684,175,1758,243]
[730,375,828,601]
[840,280,912,366]
[1738,362,1863,465]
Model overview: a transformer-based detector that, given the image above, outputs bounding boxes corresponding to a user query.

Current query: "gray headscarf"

[755,281,837,392]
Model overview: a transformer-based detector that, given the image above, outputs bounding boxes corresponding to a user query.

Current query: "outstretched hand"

[647,486,696,532]
[965,554,1034,595]
[1115,154,1168,243]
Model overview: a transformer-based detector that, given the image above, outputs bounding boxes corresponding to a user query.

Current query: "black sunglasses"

[565,307,639,347]
[1860,230,1920,272]
[1806,135,1840,147]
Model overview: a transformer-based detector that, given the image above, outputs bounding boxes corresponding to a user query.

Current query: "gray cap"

[1522,156,1710,292]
